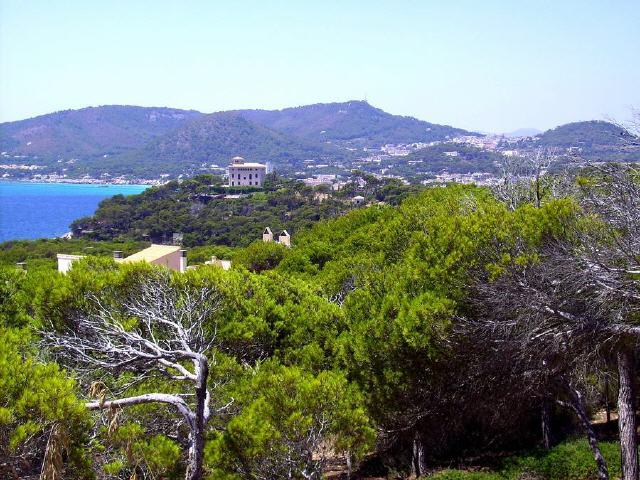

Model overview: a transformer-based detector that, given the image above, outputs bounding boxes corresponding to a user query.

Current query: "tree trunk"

[568,385,609,480]
[542,397,552,449]
[411,430,427,478]
[605,378,611,425]
[186,358,209,480]
[618,349,638,480]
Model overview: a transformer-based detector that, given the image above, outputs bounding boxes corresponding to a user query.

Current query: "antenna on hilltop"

[364,93,368,104]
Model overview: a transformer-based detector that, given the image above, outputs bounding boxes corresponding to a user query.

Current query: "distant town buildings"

[227,156,266,187]
[302,174,336,187]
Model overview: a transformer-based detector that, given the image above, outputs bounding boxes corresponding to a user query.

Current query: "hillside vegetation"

[0,105,202,159]
[105,112,349,176]
[70,173,422,246]
[236,100,472,146]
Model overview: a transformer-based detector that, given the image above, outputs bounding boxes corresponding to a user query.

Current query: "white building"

[262,227,291,247]
[57,245,187,274]
[56,254,84,274]
[204,256,232,270]
[278,230,291,247]
[228,156,267,187]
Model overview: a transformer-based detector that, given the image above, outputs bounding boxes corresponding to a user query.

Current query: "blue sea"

[0,182,149,242]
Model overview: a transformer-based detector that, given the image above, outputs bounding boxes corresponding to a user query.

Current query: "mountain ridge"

[0,105,204,159]
[1,102,637,179]
[233,100,473,146]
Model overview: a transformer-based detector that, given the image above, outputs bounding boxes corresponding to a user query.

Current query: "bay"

[0,182,149,242]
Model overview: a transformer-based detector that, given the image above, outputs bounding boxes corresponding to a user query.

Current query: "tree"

[472,164,640,480]
[234,240,287,272]
[467,247,612,480]
[0,326,91,479]
[207,364,374,479]
[44,270,232,480]
[492,148,558,210]
[573,163,640,480]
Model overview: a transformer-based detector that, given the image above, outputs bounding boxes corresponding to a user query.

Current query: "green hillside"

[536,120,631,147]
[236,100,473,146]
[0,105,203,159]
[101,112,349,176]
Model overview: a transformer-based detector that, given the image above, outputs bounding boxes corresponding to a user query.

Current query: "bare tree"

[43,271,232,480]
[607,108,640,146]
[573,163,640,480]
[493,148,557,210]
[466,251,612,480]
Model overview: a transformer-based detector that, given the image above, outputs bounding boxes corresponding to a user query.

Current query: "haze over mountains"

[0,101,636,180]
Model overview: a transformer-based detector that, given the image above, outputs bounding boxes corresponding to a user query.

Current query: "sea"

[0,182,149,242]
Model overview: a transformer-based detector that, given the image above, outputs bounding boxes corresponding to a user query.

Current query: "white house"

[228,156,267,187]
[56,254,84,274]
[57,245,187,273]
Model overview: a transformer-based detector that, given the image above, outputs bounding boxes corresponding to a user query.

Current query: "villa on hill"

[227,156,267,187]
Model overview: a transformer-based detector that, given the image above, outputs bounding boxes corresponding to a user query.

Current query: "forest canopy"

[2,164,640,480]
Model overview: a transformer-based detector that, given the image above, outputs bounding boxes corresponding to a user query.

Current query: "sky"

[1,0,639,132]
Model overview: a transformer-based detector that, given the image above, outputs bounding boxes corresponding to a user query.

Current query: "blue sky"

[1,0,639,132]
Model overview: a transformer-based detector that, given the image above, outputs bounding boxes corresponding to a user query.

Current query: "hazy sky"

[1,0,639,132]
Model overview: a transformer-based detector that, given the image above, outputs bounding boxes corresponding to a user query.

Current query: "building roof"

[264,227,273,234]
[228,162,266,168]
[122,244,182,263]
[57,253,84,260]
[279,230,290,236]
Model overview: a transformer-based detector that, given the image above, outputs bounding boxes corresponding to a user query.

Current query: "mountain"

[4,103,635,181]
[102,112,348,176]
[235,100,473,147]
[518,120,640,163]
[0,105,203,159]
[1,102,472,179]
[535,120,632,148]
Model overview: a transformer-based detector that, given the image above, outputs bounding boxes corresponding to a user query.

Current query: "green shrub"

[508,439,621,480]
[430,470,507,480]
[430,439,622,480]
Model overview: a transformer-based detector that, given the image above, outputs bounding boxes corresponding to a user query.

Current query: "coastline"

[0,178,160,187]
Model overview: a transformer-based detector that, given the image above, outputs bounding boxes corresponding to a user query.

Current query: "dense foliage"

[2,165,640,479]
[515,120,640,163]
[69,173,423,247]
[105,112,351,177]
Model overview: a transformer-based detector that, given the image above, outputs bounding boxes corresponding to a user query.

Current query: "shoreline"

[0,178,159,187]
